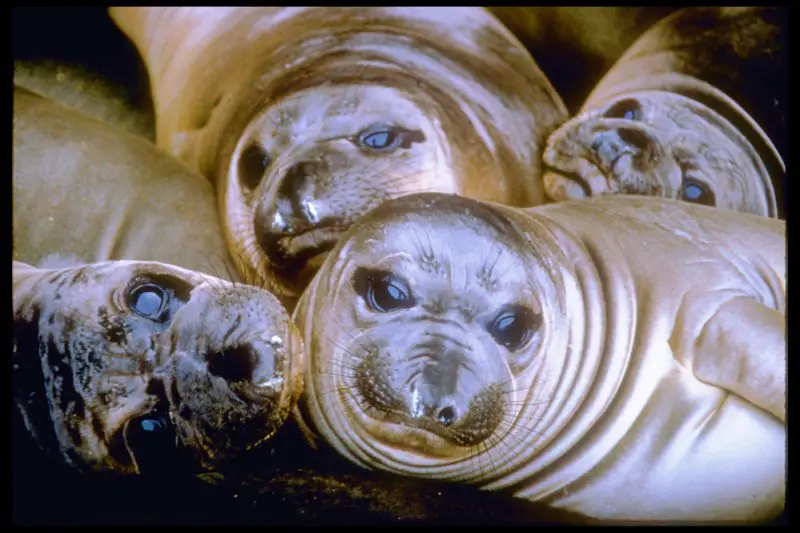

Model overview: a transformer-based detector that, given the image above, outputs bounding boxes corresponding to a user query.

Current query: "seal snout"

[590,126,653,172]
[204,334,287,400]
[407,349,466,428]
[254,161,343,275]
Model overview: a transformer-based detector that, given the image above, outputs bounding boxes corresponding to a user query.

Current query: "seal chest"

[294,192,785,522]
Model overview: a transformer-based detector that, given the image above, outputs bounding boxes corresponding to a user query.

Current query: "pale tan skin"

[12,87,304,474]
[542,7,785,218]
[13,86,239,278]
[13,259,304,475]
[110,6,568,307]
[295,192,785,522]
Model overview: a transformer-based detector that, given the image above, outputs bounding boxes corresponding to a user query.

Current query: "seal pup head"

[228,83,453,304]
[541,91,777,217]
[294,193,590,484]
[12,260,304,476]
[170,7,569,307]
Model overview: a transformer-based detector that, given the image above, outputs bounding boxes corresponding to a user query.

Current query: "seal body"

[541,7,786,218]
[13,259,304,475]
[110,6,568,305]
[294,192,785,522]
[13,86,237,278]
[12,87,304,475]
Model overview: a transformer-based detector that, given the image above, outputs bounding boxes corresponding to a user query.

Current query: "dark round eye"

[128,283,170,322]
[604,98,643,121]
[238,142,271,191]
[682,178,716,206]
[124,412,177,475]
[487,305,540,351]
[352,267,415,313]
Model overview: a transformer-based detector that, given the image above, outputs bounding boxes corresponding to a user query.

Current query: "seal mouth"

[266,225,345,280]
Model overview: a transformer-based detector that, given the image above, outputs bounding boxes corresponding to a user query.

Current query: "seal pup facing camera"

[13,259,304,475]
[294,192,785,522]
[541,7,786,218]
[109,6,568,306]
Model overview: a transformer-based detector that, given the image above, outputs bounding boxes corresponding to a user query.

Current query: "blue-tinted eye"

[140,418,166,432]
[368,277,410,312]
[365,131,393,148]
[495,314,516,333]
[352,268,415,313]
[488,305,540,351]
[361,130,397,150]
[125,412,176,475]
[604,98,642,121]
[684,184,702,200]
[136,291,162,316]
[682,179,715,206]
[128,283,169,321]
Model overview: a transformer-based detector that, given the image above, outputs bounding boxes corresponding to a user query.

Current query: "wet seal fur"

[541,7,786,218]
[12,259,305,475]
[110,6,568,307]
[294,192,785,522]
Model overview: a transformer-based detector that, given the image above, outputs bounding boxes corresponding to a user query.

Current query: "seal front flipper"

[677,295,786,423]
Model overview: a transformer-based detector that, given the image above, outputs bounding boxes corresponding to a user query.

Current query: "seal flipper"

[690,296,785,422]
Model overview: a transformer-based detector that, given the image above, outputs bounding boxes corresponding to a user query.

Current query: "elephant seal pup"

[109,7,568,306]
[294,192,786,522]
[13,259,304,475]
[541,7,786,218]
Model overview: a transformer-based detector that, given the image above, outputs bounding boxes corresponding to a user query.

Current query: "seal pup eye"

[604,99,643,121]
[355,124,426,153]
[352,267,415,313]
[127,283,171,322]
[238,142,272,191]
[681,178,716,206]
[124,411,177,475]
[487,304,541,351]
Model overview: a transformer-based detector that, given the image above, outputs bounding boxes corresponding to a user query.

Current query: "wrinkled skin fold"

[294,192,785,522]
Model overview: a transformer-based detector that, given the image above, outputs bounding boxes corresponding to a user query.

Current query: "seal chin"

[257,224,342,275]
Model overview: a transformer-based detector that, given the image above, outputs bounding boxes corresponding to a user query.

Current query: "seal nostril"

[207,344,257,383]
[437,405,457,427]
